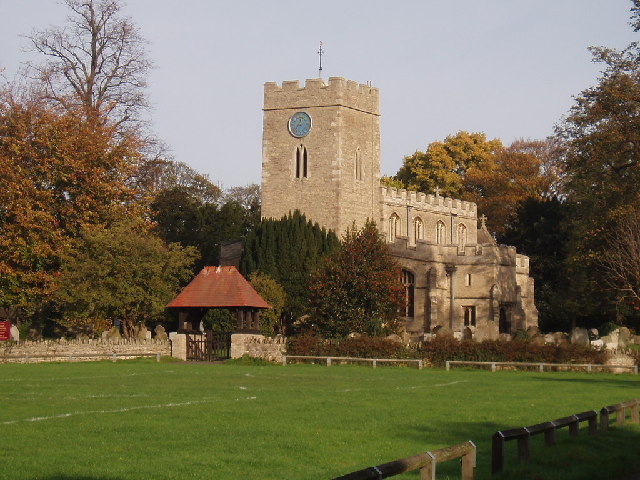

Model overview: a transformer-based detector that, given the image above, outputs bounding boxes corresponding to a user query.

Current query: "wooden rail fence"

[0,352,161,363]
[492,399,639,474]
[282,355,423,369]
[331,440,476,480]
[446,360,639,374]
[600,399,640,431]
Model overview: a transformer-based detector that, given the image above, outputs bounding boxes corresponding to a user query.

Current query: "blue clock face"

[288,112,312,138]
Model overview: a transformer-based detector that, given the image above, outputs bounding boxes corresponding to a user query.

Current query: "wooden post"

[327,357,332,367]
[588,415,597,434]
[544,424,556,445]
[616,407,625,426]
[156,352,161,362]
[491,432,504,474]
[282,355,287,366]
[491,362,496,372]
[461,441,476,480]
[517,433,530,462]
[539,363,543,372]
[418,359,423,370]
[112,353,117,363]
[569,416,579,437]
[631,402,639,423]
[600,408,610,431]
[446,361,450,371]
[419,451,436,480]
[373,359,377,368]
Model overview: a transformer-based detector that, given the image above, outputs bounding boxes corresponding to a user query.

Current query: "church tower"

[261,77,380,234]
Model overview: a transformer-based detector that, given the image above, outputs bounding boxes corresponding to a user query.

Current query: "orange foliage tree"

[0,89,142,311]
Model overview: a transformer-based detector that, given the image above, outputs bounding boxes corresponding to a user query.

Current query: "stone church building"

[260,77,538,340]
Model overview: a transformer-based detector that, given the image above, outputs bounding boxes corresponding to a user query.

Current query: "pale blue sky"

[1,1,637,188]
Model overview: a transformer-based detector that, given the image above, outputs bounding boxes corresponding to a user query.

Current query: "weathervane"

[318,41,324,80]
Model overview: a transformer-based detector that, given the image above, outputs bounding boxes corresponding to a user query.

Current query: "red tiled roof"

[166,266,271,309]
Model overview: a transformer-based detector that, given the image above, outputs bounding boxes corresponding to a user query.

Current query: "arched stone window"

[295,145,308,179]
[354,147,363,181]
[436,220,446,245]
[389,213,400,242]
[457,223,467,248]
[401,269,415,318]
[414,217,424,243]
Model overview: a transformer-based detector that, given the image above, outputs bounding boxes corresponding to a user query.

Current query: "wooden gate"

[186,331,232,361]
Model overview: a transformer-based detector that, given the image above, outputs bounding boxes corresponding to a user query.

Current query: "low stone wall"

[0,338,171,363]
[230,334,286,363]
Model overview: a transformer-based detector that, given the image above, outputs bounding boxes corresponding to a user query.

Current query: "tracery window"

[401,269,415,318]
[436,221,446,245]
[414,217,424,243]
[457,223,467,248]
[389,213,400,243]
[463,306,476,327]
[295,145,308,178]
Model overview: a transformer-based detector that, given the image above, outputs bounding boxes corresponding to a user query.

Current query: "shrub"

[286,334,609,367]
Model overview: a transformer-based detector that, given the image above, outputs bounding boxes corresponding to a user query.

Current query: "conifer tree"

[240,211,339,330]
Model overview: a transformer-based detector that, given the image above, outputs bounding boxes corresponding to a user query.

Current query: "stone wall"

[0,338,171,363]
[230,334,286,363]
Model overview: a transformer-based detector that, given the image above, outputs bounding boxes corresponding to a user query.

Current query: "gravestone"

[462,327,473,341]
[154,325,168,341]
[570,327,590,346]
[10,325,19,341]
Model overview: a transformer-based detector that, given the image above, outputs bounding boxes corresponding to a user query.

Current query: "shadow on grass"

[528,374,640,389]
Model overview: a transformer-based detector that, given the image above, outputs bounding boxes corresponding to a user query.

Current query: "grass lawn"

[1,359,638,480]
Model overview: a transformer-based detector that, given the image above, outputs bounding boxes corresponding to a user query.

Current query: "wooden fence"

[492,399,639,474]
[600,399,640,431]
[282,355,423,369]
[446,360,639,374]
[331,440,476,480]
[0,352,161,363]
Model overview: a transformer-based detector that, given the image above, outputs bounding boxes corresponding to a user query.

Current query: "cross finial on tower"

[479,214,487,228]
[318,41,324,80]
[434,186,441,197]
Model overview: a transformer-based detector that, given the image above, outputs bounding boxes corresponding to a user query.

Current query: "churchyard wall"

[0,338,170,363]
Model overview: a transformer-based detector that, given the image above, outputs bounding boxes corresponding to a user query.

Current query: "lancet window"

[414,217,424,243]
[295,145,308,178]
[401,269,415,318]
[389,213,401,243]
[436,221,446,245]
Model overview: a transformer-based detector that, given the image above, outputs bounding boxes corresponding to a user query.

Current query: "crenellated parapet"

[380,186,477,217]
[264,77,379,115]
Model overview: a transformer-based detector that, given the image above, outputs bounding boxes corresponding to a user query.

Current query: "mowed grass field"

[1,359,639,480]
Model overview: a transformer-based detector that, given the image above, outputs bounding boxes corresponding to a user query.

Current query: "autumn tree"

[26,0,152,127]
[248,272,286,336]
[0,89,141,312]
[394,131,502,197]
[307,221,403,338]
[53,218,198,336]
[464,140,560,235]
[554,1,640,325]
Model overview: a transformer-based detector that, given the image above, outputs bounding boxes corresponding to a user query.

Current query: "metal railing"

[331,440,476,480]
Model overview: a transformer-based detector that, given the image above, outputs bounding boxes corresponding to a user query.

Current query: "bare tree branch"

[26,0,152,128]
